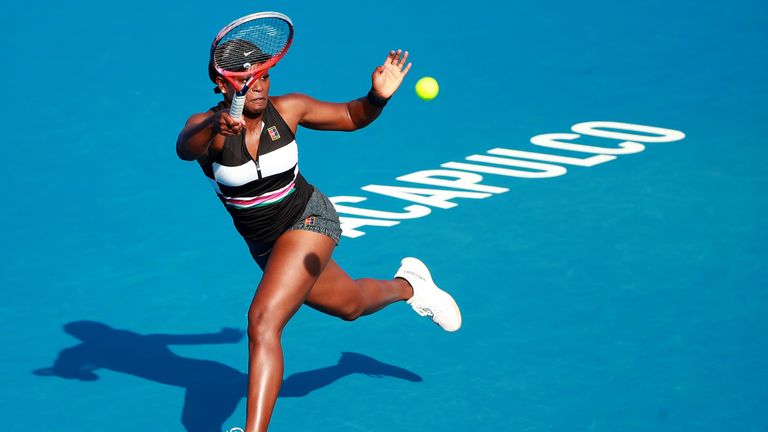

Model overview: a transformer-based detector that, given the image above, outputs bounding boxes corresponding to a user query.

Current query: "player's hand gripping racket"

[210,12,293,120]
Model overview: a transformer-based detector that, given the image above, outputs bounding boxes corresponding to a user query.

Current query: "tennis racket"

[210,12,294,120]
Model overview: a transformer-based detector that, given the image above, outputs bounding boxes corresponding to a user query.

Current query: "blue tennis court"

[2,1,766,431]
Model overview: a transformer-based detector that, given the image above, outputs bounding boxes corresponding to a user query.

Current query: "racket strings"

[214,17,291,73]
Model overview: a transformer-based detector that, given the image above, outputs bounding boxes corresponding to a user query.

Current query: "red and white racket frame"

[210,12,294,120]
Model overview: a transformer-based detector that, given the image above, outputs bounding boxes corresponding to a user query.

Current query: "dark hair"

[208,38,271,91]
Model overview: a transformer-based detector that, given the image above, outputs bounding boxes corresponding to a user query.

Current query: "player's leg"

[243,229,336,432]
[304,257,462,332]
[303,259,413,320]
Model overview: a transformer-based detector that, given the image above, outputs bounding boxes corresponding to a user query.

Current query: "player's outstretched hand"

[371,49,412,99]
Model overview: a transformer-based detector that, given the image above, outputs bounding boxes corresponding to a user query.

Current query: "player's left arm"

[277,50,411,132]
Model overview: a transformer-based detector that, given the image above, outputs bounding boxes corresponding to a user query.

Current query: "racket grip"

[230,95,246,120]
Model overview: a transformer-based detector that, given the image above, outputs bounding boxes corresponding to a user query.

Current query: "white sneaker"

[395,257,462,332]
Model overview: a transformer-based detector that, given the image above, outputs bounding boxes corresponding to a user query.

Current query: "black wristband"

[366,88,390,108]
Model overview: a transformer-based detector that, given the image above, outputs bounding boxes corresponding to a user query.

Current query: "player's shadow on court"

[33,321,422,432]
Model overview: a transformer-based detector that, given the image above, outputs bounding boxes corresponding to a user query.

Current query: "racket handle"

[230,95,246,120]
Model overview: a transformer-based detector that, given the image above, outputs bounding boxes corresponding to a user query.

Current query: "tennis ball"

[415,77,439,101]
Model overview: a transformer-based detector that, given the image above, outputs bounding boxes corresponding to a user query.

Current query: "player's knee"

[337,298,365,321]
[247,309,281,342]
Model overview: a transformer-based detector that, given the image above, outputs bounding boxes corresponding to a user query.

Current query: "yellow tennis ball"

[415,77,439,101]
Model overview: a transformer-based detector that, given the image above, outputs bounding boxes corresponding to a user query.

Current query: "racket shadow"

[32,321,422,432]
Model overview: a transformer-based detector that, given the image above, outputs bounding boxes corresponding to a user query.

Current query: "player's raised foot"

[394,257,462,332]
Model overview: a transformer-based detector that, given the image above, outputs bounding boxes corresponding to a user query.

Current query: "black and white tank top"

[199,100,313,242]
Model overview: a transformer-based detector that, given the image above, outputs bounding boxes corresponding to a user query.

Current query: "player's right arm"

[176,111,244,161]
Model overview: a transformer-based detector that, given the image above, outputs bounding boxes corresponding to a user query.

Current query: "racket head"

[210,12,293,94]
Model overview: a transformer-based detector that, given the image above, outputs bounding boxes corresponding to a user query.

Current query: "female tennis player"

[176,45,461,431]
